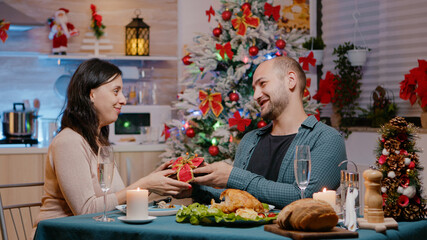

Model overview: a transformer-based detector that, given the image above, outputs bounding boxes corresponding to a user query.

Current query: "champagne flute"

[294,145,311,199]
[95,146,115,222]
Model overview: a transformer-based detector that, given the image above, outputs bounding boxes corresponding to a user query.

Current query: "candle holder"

[125,9,150,56]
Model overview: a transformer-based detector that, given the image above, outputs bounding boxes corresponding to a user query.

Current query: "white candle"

[126,188,148,220]
[313,188,336,208]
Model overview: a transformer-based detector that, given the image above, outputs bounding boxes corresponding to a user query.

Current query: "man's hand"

[192,161,233,188]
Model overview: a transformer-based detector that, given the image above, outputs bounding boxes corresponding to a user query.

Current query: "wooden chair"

[0,182,44,240]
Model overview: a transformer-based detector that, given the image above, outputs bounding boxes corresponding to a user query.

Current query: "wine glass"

[95,146,115,222]
[294,145,312,199]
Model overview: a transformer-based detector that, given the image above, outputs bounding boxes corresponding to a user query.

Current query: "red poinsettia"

[0,19,10,43]
[399,59,427,108]
[171,154,204,182]
[90,4,105,39]
[313,71,337,104]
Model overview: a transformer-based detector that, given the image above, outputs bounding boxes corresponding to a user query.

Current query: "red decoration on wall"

[229,111,251,132]
[299,51,316,71]
[313,71,337,104]
[206,6,215,22]
[264,3,280,21]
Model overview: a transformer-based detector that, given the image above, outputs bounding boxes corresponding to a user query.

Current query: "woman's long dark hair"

[60,58,122,155]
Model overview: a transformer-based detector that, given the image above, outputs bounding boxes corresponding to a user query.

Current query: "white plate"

[118,216,156,224]
[115,205,182,216]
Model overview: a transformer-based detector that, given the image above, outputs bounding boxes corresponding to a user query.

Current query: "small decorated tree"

[375,116,426,220]
[161,0,321,163]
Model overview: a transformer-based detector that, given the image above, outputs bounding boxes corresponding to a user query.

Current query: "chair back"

[0,182,44,240]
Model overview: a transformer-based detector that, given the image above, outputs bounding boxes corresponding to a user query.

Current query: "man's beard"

[261,89,288,121]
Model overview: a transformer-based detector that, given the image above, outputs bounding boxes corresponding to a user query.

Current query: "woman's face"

[90,74,126,128]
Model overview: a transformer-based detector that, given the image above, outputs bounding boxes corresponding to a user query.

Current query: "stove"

[0,137,38,146]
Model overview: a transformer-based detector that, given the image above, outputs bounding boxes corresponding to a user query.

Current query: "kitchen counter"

[0,143,167,155]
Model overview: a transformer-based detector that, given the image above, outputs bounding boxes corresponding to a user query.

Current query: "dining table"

[34,210,427,240]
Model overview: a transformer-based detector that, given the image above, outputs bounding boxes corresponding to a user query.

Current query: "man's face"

[252,60,289,120]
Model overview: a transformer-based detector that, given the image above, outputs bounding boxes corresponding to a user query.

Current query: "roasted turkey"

[210,189,265,214]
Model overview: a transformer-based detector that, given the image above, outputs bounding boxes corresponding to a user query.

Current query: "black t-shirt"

[246,133,297,181]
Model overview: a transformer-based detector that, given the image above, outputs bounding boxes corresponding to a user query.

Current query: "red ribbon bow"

[264,3,281,21]
[161,124,171,140]
[0,20,10,43]
[299,51,316,71]
[199,90,224,117]
[206,6,215,22]
[171,155,204,182]
[231,7,259,36]
[228,111,251,132]
[215,42,234,60]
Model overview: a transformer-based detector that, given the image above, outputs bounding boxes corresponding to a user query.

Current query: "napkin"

[344,188,358,232]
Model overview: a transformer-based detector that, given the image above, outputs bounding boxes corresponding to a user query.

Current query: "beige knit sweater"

[34,128,125,227]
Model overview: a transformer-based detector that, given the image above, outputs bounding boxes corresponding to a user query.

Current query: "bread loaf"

[277,198,338,232]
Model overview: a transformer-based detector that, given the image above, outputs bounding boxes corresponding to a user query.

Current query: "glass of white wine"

[294,145,312,199]
[95,146,115,222]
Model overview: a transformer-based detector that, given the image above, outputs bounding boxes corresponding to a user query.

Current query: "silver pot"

[2,103,36,137]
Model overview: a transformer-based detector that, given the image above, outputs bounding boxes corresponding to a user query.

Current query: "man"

[49,8,79,55]
[188,56,347,209]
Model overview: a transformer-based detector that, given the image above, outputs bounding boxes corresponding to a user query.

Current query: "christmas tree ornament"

[275,38,286,49]
[275,51,282,56]
[222,9,232,21]
[209,145,219,156]
[171,154,204,182]
[0,19,10,43]
[216,42,234,60]
[198,90,224,117]
[229,111,251,132]
[249,46,259,56]
[213,27,222,37]
[241,2,251,11]
[199,67,204,72]
[229,92,239,102]
[264,3,281,21]
[186,127,195,138]
[182,54,193,65]
[161,124,171,140]
[257,120,267,128]
[231,7,259,36]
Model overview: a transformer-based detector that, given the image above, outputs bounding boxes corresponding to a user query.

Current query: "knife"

[148,197,172,207]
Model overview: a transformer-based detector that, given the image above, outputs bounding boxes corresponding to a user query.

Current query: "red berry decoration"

[199,67,204,72]
[182,55,192,65]
[222,10,232,21]
[257,120,267,128]
[249,46,259,56]
[241,2,251,11]
[209,145,219,156]
[275,39,286,49]
[229,92,239,102]
[186,128,195,138]
[213,27,222,37]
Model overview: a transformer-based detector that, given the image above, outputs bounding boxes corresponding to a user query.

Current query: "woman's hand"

[153,160,173,173]
[143,169,191,196]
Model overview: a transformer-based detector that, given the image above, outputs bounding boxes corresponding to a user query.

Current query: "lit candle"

[126,187,148,220]
[313,188,336,208]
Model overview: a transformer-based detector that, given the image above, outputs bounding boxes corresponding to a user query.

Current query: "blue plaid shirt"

[193,116,347,209]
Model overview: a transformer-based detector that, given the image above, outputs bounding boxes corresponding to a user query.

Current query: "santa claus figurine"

[48,8,79,55]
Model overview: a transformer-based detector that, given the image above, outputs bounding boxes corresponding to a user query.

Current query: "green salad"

[176,203,277,225]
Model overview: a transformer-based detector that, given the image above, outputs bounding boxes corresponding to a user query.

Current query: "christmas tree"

[375,116,426,220]
[161,0,321,163]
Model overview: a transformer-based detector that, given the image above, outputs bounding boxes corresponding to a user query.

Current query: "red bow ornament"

[299,51,316,71]
[171,155,204,182]
[264,3,281,21]
[0,19,10,43]
[216,42,234,60]
[199,90,224,117]
[206,6,215,22]
[229,111,251,132]
[231,7,259,36]
[161,124,171,140]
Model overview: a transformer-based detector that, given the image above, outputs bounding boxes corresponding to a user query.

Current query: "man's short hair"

[272,56,307,97]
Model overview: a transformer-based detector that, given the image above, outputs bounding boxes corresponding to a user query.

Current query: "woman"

[34,59,190,226]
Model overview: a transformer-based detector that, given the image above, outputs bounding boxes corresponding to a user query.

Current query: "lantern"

[125,10,150,56]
